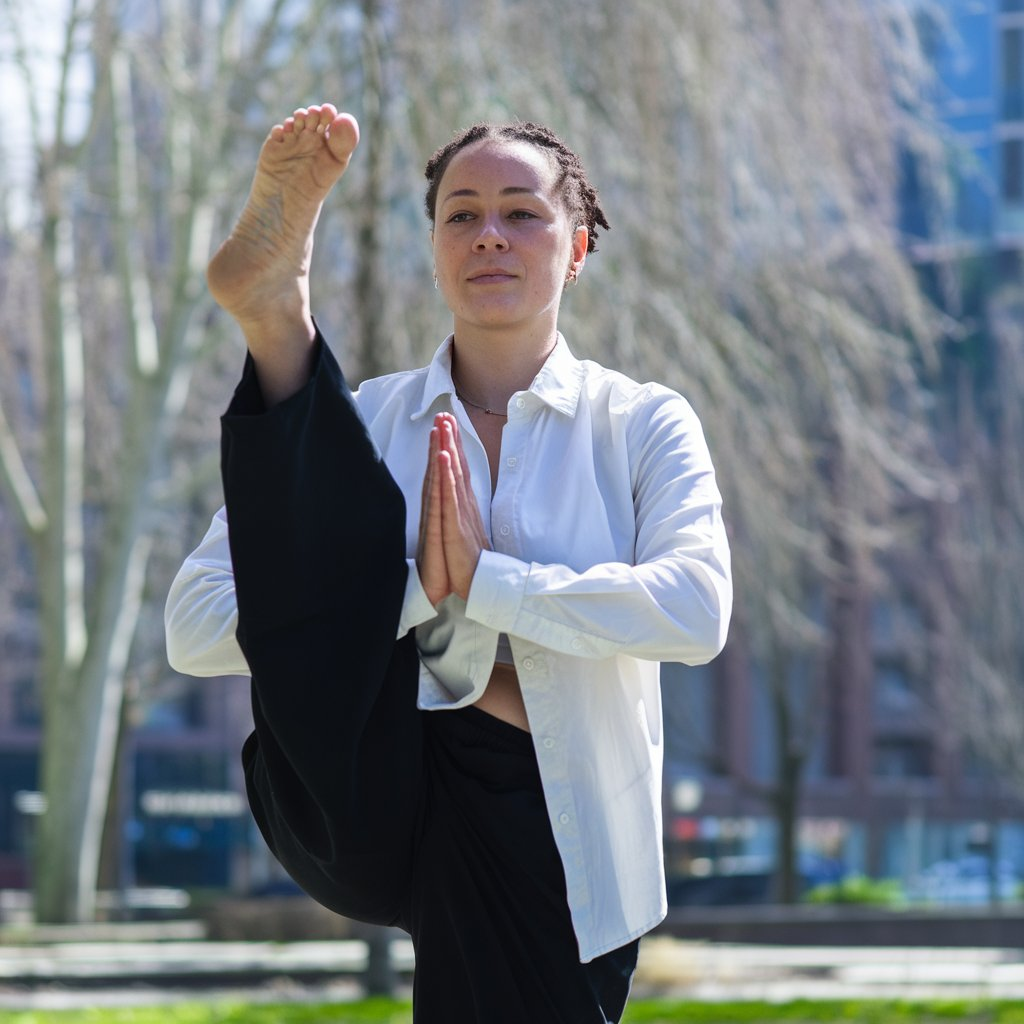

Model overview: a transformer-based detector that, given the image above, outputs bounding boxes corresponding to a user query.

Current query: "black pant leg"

[221,334,423,925]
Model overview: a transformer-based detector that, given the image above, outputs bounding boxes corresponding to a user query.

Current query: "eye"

[508,209,538,220]
[446,211,474,224]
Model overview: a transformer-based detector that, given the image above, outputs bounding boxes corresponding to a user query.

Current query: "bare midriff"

[474,662,530,732]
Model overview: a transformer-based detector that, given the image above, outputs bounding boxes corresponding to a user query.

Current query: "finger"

[439,450,483,599]
[442,416,489,541]
[416,435,450,605]
[426,468,447,574]
[424,434,446,549]
[419,427,439,519]
[443,414,473,487]
[441,419,468,495]
[438,448,458,511]
[444,418,480,526]
[438,450,461,541]
[438,449,464,545]
[417,433,433,551]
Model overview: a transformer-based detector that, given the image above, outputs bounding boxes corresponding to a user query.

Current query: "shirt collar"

[411,333,586,420]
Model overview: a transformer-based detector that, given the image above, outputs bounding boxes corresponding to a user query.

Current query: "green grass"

[626,1002,1024,1023]
[3,1001,1024,1024]
[0,1004,411,1024]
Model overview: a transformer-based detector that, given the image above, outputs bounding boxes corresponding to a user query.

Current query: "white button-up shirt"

[165,332,732,962]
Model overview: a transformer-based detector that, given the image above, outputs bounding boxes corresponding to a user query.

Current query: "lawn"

[3,1001,1024,1024]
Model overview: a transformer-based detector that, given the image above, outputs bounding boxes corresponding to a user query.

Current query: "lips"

[468,268,517,283]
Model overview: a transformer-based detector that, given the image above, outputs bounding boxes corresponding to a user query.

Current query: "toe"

[327,112,360,156]
[315,103,338,132]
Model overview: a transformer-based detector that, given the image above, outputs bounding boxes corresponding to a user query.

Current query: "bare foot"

[207,103,359,331]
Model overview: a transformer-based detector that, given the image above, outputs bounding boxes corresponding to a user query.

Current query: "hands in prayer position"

[417,413,490,607]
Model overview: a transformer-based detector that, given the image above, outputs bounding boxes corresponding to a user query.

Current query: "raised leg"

[213,103,421,926]
[222,338,422,926]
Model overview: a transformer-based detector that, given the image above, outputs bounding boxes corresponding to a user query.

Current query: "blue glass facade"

[924,0,1024,249]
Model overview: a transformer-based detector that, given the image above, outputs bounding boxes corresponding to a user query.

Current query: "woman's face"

[431,139,587,339]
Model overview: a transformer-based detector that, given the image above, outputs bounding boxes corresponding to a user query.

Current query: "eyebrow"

[441,186,540,204]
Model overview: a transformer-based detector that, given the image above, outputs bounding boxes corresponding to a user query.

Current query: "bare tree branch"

[0,396,47,535]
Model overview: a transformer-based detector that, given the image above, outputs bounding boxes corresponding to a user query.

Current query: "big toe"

[327,113,360,162]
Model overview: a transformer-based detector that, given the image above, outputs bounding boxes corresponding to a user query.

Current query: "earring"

[566,267,578,286]
[433,271,438,290]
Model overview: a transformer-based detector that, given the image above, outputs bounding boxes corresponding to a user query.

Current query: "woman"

[166,103,732,1022]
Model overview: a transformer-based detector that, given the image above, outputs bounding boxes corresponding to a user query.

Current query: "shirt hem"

[577,911,666,964]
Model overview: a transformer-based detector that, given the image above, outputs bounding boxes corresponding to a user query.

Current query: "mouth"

[468,269,517,283]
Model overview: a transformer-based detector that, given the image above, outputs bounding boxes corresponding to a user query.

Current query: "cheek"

[433,244,455,280]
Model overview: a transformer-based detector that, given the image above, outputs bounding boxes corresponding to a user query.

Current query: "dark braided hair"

[424,122,610,254]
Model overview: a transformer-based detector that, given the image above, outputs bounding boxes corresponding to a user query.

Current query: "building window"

[1003,139,1024,201]
[0,752,39,860]
[12,677,41,729]
[873,665,924,722]
[139,679,206,732]
[1003,28,1024,119]
[873,737,932,779]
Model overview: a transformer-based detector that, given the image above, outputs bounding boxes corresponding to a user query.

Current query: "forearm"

[465,545,732,664]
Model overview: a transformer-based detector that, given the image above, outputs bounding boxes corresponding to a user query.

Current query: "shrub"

[803,875,905,906]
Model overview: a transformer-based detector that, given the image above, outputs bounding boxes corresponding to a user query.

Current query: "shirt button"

[515,397,526,410]
[522,657,535,671]
[571,638,583,650]
[499,524,511,537]
[558,812,571,826]
[542,737,555,749]
[506,456,518,468]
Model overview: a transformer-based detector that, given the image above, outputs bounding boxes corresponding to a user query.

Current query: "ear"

[569,225,588,279]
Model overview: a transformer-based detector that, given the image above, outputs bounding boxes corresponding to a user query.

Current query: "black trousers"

[220,338,637,1023]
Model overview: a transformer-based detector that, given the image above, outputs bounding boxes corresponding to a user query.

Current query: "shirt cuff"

[465,549,530,633]
[398,558,438,639]
[416,594,499,707]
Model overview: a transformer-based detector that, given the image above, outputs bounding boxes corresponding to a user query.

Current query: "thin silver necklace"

[454,384,508,417]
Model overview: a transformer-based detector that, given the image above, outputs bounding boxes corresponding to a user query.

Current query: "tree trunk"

[770,652,805,905]
[35,532,152,922]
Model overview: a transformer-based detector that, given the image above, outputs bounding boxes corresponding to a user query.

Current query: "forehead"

[438,138,559,201]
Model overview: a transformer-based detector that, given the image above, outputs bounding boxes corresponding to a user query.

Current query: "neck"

[449,322,558,411]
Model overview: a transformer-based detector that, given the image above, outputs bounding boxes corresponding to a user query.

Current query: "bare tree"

[0,0,951,921]
[931,284,1024,797]
[0,0,363,923]
[539,0,948,899]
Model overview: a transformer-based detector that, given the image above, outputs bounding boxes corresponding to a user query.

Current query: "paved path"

[634,939,1024,1001]
[3,937,1024,1009]
[0,938,414,1009]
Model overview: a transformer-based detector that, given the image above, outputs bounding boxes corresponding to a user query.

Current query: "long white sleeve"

[463,387,731,664]
[165,508,247,677]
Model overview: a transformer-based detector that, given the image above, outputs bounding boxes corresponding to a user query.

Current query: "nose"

[473,216,508,252]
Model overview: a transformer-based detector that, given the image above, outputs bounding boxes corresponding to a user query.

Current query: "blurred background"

[0,0,1021,944]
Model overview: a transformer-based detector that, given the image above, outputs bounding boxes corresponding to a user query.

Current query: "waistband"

[440,703,535,755]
